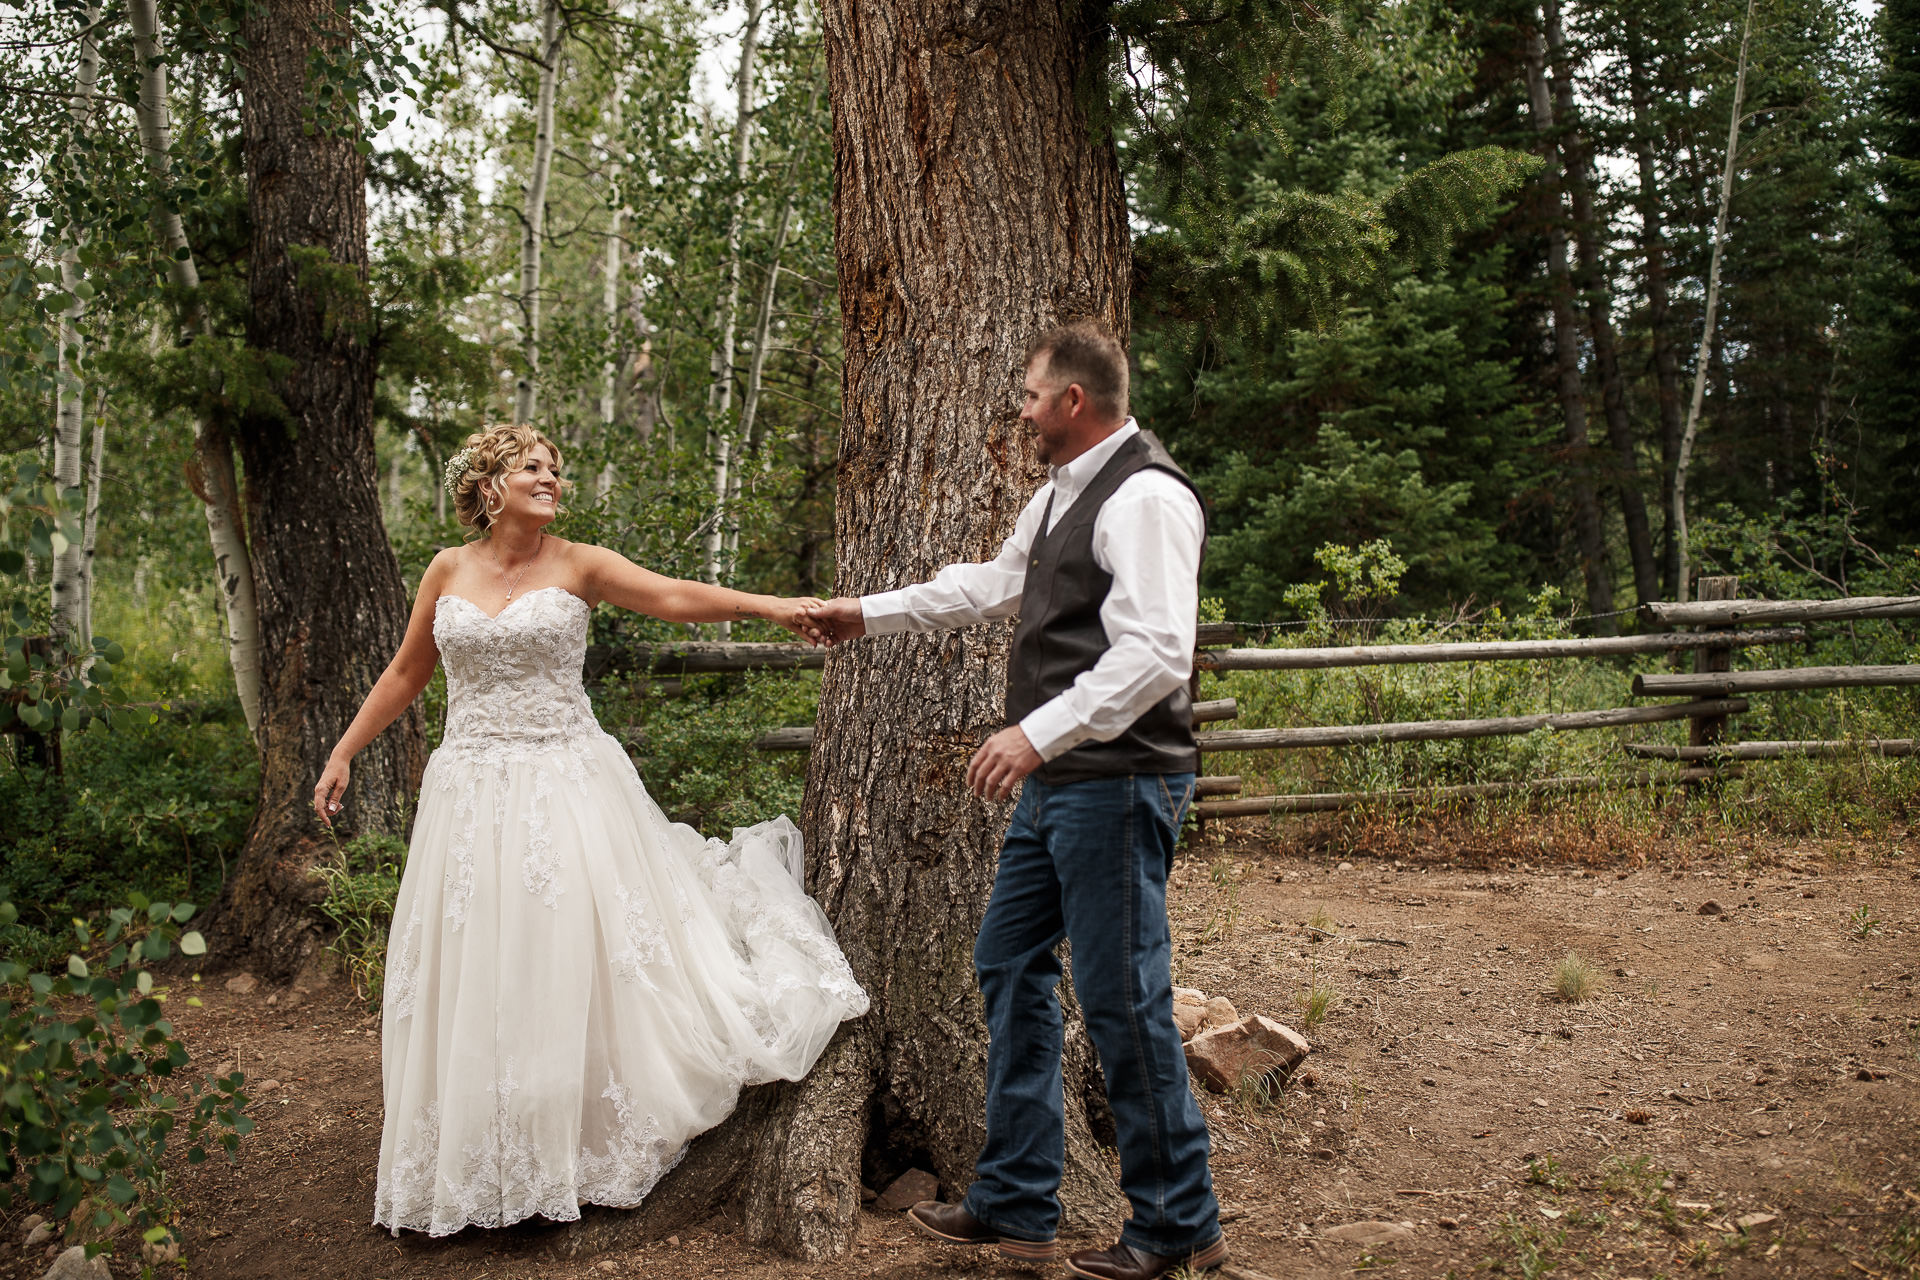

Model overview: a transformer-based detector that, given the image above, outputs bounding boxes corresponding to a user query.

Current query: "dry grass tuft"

[1552,951,1601,1004]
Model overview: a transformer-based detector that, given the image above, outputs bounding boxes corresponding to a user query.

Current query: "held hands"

[765,596,829,644]
[314,757,350,827]
[802,597,865,646]
[966,726,1041,801]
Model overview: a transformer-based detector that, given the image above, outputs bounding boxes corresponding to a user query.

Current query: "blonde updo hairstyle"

[449,423,569,537]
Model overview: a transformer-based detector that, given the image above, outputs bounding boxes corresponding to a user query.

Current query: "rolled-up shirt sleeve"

[859,488,1049,634]
[1016,472,1204,762]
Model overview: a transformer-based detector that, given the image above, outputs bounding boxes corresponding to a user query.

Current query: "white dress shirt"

[860,420,1205,763]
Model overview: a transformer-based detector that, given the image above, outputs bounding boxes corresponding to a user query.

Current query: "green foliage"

[0,462,122,736]
[0,890,252,1252]
[609,668,817,835]
[313,832,407,1011]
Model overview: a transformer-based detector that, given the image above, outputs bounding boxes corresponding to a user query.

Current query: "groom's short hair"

[1028,320,1128,420]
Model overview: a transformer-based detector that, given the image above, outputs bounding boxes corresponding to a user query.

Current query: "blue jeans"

[961,772,1221,1256]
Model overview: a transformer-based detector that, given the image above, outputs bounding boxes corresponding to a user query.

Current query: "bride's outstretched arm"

[579,545,825,641]
[312,552,453,826]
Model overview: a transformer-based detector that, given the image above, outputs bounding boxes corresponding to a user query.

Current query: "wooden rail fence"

[600,582,1919,820]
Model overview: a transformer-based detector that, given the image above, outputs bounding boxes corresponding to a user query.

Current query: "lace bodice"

[433,587,604,757]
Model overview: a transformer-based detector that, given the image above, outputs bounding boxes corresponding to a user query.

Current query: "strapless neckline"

[434,585,589,623]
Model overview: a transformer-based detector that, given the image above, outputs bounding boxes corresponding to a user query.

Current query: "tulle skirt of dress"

[372,731,868,1236]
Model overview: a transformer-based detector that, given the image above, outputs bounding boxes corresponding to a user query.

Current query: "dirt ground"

[6,816,1916,1280]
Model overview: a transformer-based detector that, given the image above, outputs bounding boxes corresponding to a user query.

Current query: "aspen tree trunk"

[1675,0,1756,602]
[80,417,103,650]
[514,0,563,425]
[703,0,766,610]
[599,66,625,468]
[1626,15,1689,598]
[1542,0,1657,606]
[209,0,426,977]
[1524,23,1614,625]
[50,4,102,649]
[129,0,263,737]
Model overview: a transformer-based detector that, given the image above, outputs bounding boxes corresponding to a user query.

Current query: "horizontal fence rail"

[622,590,1917,821]
[1622,739,1917,761]
[1640,596,1920,628]
[1632,664,1920,698]
[1192,775,1610,819]
[1197,628,1804,672]
[1191,698,1749,752]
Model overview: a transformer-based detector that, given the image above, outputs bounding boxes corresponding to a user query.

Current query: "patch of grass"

[1526,1153,1571,1193]
[313,832,408,1011]
[1306,903,1337,940]
[1298,959,1340,1030]
[1850,904,1880,939]
[1598,1154,1682,1234]
[1200,856,1242,943]
[1878,1215,1920,1276]
[1551,951,1601,1004]
[1488,1214,1567,1279]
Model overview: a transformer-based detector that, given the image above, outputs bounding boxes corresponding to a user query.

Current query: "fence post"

[1689,576,1741,752]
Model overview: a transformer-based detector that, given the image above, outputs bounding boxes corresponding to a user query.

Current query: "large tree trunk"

[1626,14,1689,599]
[1542,0,1657,607]
[773,0,1133,1253]
[212,0,426,977]
[1524,22,1614,626]
[130,0,265,737]
[570,0,1134,1259]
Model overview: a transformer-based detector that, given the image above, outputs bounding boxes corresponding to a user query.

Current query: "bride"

[312,422,868,1237]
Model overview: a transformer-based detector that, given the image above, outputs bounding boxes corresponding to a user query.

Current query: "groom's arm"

[816,488,1050,641]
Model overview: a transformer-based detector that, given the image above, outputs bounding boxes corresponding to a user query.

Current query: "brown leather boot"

[1065,1235,1229,1280]
[906,1200,1058,1262]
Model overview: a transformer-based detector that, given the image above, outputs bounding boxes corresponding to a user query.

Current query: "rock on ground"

[874,1168,940,1213]
[1184,1015,1311,1093]
[41,1246,110,1280]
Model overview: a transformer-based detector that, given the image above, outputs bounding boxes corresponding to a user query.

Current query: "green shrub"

[313,833,407,1011]
[0,891,251,1257]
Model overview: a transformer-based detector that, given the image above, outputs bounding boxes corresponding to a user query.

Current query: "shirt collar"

[1050,418,1140,500]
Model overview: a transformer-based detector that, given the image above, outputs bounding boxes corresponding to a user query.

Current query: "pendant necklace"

[491,531,543,602]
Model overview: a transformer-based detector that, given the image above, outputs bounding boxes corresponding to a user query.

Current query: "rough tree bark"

[210,0,426,977]
[130,0,264,737]
[775,0,1135,1252]
[1542,0,1657,606]
[1524,21,1614,625]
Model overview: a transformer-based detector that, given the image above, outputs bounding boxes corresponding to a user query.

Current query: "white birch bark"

[130,0,263,736]
[514,0,564,425]
[702,0,766,610]
[50,4,102,649]
[597,50,627,499]
[1674,0,1756,603]
[80,414,104,650]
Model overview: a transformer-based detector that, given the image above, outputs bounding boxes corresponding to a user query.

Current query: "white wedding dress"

[373,586,868,1236]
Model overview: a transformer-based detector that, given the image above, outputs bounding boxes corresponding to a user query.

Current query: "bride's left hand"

[769,597,828,644]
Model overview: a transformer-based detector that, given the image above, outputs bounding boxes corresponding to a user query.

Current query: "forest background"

[0,0,1917,1053]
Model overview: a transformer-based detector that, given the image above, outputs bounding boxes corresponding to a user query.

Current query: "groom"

[806,321,1225,1280]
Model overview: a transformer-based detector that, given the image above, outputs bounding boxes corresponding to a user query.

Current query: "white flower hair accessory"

[442,446,477,495]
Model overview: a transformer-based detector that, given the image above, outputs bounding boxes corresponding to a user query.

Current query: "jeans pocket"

[1151,775,1193,832]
